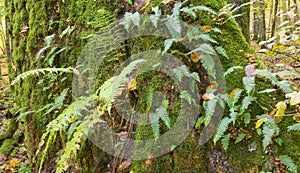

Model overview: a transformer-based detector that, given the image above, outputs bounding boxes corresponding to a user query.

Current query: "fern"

[287,123,300,132]
[120,12,141,31]
[224,66,243,77]
[235,133,246,144]
[215,46,228,59]
[243,77,255,95]
[11,67,76,86]
[98,59,145,114]
[221,134,230,152]
[56,125,83,173]
[262,124,274,150]
[150,100,171,141]
[279,155,297,173]
[204,99,218,126]
[214,117,232,144]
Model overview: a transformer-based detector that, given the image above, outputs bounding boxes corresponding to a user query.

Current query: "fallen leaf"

[202,25,212,32]
[118,159,132,171]
[245,64,256,77]
[190,52,203,63]
[162,0,171,5]
[20,26,29,33]
[293,114,300,122]
[290,92,300,106]
[269,109,277,116]
[202,93,216,100]
[128,78,137,91]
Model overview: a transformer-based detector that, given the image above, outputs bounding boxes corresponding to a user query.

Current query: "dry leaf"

[20,26,29,33]
[269,109,277,116]
[118,159,132,171]
[292,114,300,122]
[229,88,242,99]
[202,93,216,100]
[274,101,287,116]
[128,78,137,91]
[202,25,212,32]
[190,52,203,63]
[162,0,171,5]
[290,92,300,106]
[245,64,256,77]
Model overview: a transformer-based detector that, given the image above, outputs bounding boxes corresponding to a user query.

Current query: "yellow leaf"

[8,159,20,168]
[190,52,203,63]
[141,0,150,10]
[229,88,242,99]
[293,114,300,122]
[290,92,300,106]
[272,43,285,51]
[202,25,212,32]
[162,0,171,5]
[274,101,286,116]
[128,78,137,91]
[256,118,267,129]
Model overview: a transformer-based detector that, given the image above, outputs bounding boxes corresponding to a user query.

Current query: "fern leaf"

[11,67,76,86]
[200,54,216,78]
[243,77,255,94]
[214,117,232,144]
[163,38,177,54]
[215,46,228,59]
[204,99,218,126]
[150,6,161,27]
[165,15,181,38]
[120,12,140,31]
[241,96,256,110]
[221,134,230,152]
[56,125,83,173]
[287,123,300,132]
[235,133,246,144]
[277,80,292,93]
[262,125,274,150]
[224,66,243,77]
[190,6,217,15]
[279,155,297,173]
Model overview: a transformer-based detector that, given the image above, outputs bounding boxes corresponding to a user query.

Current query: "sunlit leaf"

[274,101,286,116]
[289,92,300,106]
[255,117,267,129]
[292,114,300,123]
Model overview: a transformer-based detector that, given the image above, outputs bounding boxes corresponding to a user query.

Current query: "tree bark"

[5,0,300,172]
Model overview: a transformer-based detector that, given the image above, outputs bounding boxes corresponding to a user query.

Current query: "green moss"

[0,138,17,156]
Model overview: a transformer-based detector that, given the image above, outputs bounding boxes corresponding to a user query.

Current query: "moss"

[0,138,17,156]
[0,118,17,140]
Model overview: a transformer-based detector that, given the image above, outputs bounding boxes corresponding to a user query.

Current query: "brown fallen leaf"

[118,159,132,171]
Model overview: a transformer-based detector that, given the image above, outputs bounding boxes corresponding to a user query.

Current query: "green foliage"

[221,134,230,152]
[279,155,298,173]
[287,123,300,132]
[10,67,77,86]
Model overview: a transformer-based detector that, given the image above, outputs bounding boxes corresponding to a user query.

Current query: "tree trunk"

[259,0,266,41]
[5,0,300,173]
[271,0,279,37]
[252,0,259,40]
[227,0,251,42]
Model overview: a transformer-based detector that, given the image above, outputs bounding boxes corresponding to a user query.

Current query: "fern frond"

[235,133,246,144]
[287,123,300,132]
[221,134,230,152]
[150,100,170,141]
[214,117,232,144]
[215,46,228,59]
[243,77,255,94]
[98,59,145,114]
[241,96,256,110]
[224,66,243,77]
[279,155,298,173]
[204,99,218,126]
[56,124,83,173]
[262,124,274,150]
[189,6,217,15]
[11,67,76,85]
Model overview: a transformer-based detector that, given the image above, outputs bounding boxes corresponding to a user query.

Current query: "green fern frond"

[221,134,230,152]
[204,99,218,126]
[56,124,83,173]
[235,133,246,144]
[11,67,76,86]
[279,155,298,173]
[214,117,232,144]
[150,100,170,141]
[215,46,228,59]
[98,59,145,114]
[241,96,256,110]
[224,66,243,77]
[287,123,300,132]
[243,77,255,94]
[262,124,274,150]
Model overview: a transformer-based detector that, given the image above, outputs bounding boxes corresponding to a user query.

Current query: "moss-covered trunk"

[6,0,300,172]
